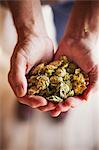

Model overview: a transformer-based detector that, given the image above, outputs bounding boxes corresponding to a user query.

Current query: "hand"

[8,34,54,108]
[40,37,98,117]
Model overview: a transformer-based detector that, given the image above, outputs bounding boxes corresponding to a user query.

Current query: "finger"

[65,97,84,108]
[50,106,61,117]
[50,99,71,117]
[79,84,93,101]
[57,102,71,112]
[38,102,56,112]
[8,51,27,97]
[19,95,47,108]
[50,110,61,117]
[80,65,98,100]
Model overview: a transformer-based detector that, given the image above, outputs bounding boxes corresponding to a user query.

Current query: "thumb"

[8,51,27,97]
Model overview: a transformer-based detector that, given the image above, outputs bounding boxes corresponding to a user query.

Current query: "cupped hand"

[43,37,98,117]
[8,34,54,108]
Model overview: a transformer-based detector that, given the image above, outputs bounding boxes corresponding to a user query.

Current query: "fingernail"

[51,112,61,117]
[42,100,48,106]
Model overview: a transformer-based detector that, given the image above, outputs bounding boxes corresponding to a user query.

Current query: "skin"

[8,0,98,117]
[8,0,54,108]
[39,1,99,117]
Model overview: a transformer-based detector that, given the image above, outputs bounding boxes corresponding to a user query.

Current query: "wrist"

[17,22,48,43]
[64,1,99,41]
[64,33,98,50]
[65,21,99,42]
[16,22,34,41]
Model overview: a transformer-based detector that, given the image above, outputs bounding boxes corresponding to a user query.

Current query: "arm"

[66,1,99,41]
[8,0,47,41]
[8,0,54,109]
[51,1,99,117]
[39,1,99,117]
[60,0,99,74]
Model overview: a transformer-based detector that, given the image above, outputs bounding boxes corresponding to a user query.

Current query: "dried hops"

[27,56,89,103]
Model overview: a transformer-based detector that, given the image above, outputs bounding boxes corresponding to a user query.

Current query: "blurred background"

[0,1,99,150]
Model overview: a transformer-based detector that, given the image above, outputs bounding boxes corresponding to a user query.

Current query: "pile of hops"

[27,56,89,103]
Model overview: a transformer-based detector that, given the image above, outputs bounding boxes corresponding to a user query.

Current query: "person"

[6,0,98,118]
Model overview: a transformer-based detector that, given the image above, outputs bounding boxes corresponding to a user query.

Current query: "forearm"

[65,1,99,40]
[7,0,47,40]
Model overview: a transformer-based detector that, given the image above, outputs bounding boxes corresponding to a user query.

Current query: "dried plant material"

[31,63,44,75]
[46,95,63,103]
[55,68,67,77]
[27,56,89,103]
[50,76,63,86]
[28,86,40,95]
[60,82,70,99]
[36,75,50,90]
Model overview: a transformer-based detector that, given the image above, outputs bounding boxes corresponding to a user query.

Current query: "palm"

[55,39,94,73]
[49,38,98,117]
[8,35,54,108]
[14,36,53,73]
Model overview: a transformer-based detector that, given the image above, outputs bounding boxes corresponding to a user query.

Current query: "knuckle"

[10,51,23,67]
[8,70,16,82]
[8,70,21,88]
[8,71,12,84]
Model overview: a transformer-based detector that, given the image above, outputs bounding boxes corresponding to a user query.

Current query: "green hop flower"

[50,75,63,86]
[47,95,63,103]
[55,68,66,77]
[60,82,70,99]
[36,75,50,90]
